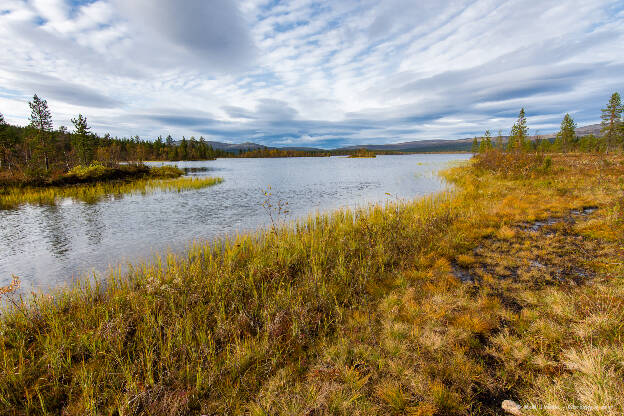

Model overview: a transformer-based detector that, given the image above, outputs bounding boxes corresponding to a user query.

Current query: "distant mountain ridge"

[174,123,603,153]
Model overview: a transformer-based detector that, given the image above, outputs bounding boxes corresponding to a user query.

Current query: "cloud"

[0,0,622,147]
[113,0,256,72]
[13,71,121,108]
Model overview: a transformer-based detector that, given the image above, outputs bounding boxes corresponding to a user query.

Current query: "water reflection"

[40,205,71,258]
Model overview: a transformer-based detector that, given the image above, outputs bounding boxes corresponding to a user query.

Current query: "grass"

[0,176,223,209]
[0,152,623,415]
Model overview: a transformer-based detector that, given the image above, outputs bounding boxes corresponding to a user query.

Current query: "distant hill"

[173,123,602,153]
[338,138,474,153]
[174,140,268,152]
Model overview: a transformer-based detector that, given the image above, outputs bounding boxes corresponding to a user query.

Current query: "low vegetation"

[0,150,622,415]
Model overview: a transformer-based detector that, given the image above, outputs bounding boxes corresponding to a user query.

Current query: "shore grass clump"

[1,153,623,414]
[148,165,185,179]
[55,163,152,185]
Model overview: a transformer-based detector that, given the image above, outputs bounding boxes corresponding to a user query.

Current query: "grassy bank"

[0,165,223,209]
[0,153,622,415]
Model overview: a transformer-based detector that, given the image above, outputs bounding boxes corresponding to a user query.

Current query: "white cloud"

[0,0,623,147]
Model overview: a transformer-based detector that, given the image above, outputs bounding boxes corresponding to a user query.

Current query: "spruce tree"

[71,114,94,165]
[484,129,492,150]
[471,137,479,153]
[28,94,54,171]
[509,108,528,151]
[479,130,492,152]
[601,92,622,149]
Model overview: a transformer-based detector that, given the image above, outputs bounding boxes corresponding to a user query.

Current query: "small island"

[348,148,377,158]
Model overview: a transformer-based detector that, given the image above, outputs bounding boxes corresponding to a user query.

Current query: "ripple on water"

[0,154,471,291]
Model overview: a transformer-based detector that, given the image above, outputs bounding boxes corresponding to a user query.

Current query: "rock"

[502,399,522,415]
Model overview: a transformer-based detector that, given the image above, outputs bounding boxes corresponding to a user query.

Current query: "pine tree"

[601,92,622,149]
[508,108,528,151]
[28,94,54,171]
[71,114,94,165]
[558,113,576,152]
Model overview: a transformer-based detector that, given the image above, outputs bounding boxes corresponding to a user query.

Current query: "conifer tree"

[180,137,188,160]
[601,92,622,149]
[0,112,8,169]
[71,114,94,165]
[479,130,492,152]
[508,108,528,151]
[558,113,576,152]
[28,94,54,171]
[471,137,479,153]
[484,129,492,150]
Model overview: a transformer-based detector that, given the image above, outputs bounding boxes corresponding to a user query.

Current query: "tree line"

[0,95,232,181]
[472,92,624,153]
[2,91,622,182]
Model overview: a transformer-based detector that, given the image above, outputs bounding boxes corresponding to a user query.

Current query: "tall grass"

[1,153,623,414]
[0,176,223,209]
[0,190,457,414]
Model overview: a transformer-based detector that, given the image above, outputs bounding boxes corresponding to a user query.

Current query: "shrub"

[66,162,109,180]
[473,149,550,177]
[59,163,150,185]
[149,165,184,179]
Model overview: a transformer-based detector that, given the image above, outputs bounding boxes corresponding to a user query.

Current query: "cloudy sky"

[1,0,623,148]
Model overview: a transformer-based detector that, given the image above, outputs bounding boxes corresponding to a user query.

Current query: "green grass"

[0,176,223,209]
[0,153,623,415]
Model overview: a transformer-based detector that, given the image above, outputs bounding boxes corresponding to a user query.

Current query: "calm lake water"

[0,154,470,292]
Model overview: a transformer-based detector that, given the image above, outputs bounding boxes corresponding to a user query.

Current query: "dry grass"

[0,152,623,415]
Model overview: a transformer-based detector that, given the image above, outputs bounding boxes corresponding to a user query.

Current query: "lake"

[0,154,470,292]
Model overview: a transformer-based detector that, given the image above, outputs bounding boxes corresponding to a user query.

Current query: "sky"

[0,0,623,148]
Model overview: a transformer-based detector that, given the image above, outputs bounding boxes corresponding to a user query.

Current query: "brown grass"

[0,153,623,415]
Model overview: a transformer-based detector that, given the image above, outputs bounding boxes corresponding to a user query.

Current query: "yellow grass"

[0,152,623,415]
